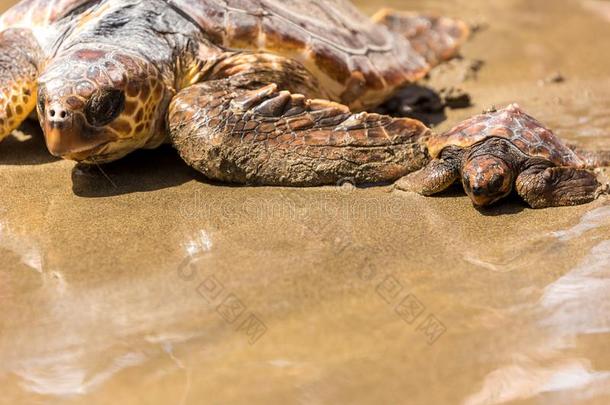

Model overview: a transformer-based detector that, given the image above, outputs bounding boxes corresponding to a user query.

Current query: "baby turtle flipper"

[395,146,462,195]
[373,9,469,67]
[516,165,607,208]
[168,54,430,186]
[0,29,41,142]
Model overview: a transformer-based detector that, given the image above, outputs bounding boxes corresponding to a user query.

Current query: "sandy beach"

[1,0,609,403]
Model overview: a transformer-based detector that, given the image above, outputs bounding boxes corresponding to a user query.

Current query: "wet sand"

[1,0,610,404]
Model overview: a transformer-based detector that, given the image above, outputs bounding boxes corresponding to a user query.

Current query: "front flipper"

[0,29,41,142]
[168,71,430,186]
[395,146,462,195]
[516,164,607,208]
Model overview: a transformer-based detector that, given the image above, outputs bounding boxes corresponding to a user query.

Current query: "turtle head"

[37,48,170,163]
[461,155,514,206]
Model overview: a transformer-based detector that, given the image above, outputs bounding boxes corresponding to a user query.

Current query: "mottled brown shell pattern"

[372,9,469,67]
[0,0,90,30]
[1,0,466,111]
[167,0,430,107]
[427,104,585,167]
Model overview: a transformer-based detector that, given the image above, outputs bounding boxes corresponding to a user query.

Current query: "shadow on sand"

[418,183,527,215]
[376,84,450,127]
[475,192,527,216]
[71,145,204,197]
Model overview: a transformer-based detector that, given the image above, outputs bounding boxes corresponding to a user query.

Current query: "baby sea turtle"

[396,104,609,208]
[0,1,605,208]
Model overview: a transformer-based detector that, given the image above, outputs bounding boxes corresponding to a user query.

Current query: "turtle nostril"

[472,186,484,196]
[46,104,72,126]
[47,104,70,120]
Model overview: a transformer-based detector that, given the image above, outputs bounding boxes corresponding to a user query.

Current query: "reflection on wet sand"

[552,206,610,241]
[0,220,42,272]
[583,0,610,23]
[17,351,147,396]
[466,237,610,405]
[1,0,610,404]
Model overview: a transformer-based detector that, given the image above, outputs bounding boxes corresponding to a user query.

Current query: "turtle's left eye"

[86,88,125,127]
[37,91,46,115]
[488,174,504,193]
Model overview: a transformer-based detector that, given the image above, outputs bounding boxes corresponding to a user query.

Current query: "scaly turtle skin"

[396,104,609,208]
[0,1,605,207]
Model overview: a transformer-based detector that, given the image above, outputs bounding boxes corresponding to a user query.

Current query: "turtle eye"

[86,88,125,127]
[488,174,504,193]
[37,91,46,115]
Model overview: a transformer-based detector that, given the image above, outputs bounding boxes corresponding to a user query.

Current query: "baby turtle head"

[461,155,514,206]
[37,48,170,163]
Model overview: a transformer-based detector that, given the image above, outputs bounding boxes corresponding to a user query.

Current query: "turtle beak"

[43,103,115,161]
[468,184,512,206]
[469,188,495,206]
[463,176,510,206]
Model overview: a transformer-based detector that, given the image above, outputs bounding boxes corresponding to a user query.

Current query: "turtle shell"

[0,0,102,51]
[167,0,431,106]
[3,0,430,90]
[1,0,465,109]
[0,0,91,29]
[427,103,585,167]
